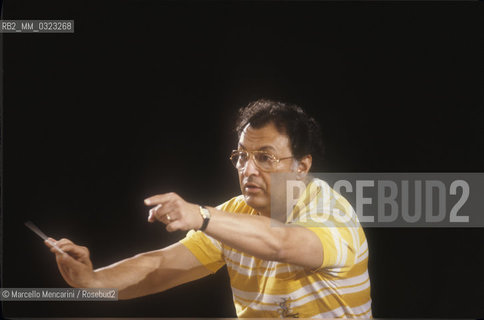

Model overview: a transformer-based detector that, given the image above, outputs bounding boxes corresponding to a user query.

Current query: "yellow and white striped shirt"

[180,178,372,318]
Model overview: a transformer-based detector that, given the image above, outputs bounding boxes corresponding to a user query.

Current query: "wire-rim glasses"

[229,149,293,172]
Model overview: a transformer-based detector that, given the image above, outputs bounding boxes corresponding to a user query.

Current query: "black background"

[1,0,483,318]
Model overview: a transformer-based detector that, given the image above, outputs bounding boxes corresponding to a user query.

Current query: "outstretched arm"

[45,239,210,300]
[145,192,323,270]
[204,209,323,270]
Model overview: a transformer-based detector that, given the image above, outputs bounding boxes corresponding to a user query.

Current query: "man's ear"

[296,155,312,179]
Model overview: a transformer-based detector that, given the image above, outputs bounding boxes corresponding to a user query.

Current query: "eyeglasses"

[229,150,294,172]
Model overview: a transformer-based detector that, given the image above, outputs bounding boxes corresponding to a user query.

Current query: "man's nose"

[242,156,259,176]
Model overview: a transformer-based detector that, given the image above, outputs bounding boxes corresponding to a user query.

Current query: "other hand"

[144,192,203,232]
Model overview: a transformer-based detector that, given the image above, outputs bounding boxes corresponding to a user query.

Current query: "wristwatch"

[198,206,211,231]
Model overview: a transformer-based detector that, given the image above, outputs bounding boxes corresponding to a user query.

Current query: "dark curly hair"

[235,99,324,168]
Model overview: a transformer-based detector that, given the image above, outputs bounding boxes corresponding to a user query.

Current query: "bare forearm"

[90,244,209,300]
[204,208,287,261]
[92,250,167,299]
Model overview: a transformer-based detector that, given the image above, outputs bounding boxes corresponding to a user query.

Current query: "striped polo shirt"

[180,178,372,318]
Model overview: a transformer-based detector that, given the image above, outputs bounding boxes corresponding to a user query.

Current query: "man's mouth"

[244,182,262,193]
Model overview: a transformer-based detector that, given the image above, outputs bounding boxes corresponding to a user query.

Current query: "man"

[46,99,372,318]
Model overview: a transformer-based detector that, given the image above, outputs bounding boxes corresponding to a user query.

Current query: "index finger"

[144,192,177,206]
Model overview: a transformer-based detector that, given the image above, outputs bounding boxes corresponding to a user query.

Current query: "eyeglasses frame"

[229,149,294,172]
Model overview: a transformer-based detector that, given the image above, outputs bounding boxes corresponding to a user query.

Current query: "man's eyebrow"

[238,143,276,152]
[259,145,277,152]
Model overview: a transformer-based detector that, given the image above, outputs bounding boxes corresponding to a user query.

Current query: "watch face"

[200,207,210,219]
[204,209,211,219]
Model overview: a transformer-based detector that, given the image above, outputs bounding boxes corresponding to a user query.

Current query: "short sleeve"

[304,225,358,274]
[292,179,360,275]
[180,230,225,274]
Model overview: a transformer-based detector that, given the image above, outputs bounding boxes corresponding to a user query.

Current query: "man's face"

[237,122,295,215]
